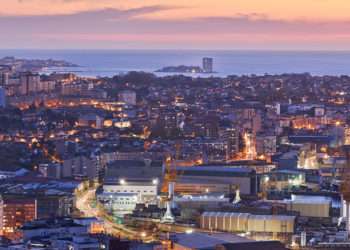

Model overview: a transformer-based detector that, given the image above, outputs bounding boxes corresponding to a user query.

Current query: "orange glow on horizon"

[2,0,350,49]
[2,0,350,21]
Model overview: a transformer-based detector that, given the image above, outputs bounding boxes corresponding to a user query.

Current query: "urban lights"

[264,176,270,183]
[152,179,159,185]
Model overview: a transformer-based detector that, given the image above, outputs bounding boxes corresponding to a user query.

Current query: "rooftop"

[21,218,86,230]
[176,166,255,178]
[202,212,296,222]
[172,232,252,249]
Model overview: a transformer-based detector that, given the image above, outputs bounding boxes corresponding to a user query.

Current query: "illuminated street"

[2,14,350,248]
[76,187,156,241]
[75,187,201,242]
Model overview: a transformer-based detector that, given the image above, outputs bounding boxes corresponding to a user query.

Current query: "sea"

[1,49,350,78]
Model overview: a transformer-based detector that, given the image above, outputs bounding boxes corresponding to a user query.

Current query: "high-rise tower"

[202,57,213,73]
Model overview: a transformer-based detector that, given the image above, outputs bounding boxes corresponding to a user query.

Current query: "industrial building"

[99,160,163,215]
[200,212,295,235]
[103,178,159,204]
[281,195,331,218]
[97,192,138,214]
[104,160,163,183]
[167,232,287,250]
[174,166,257,195]
[174,194,231,210]
[174,180,232,195]
[260,170,305,191]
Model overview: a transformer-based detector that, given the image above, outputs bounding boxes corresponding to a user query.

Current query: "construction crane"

[161,141,183,194]
[161,155,177,194]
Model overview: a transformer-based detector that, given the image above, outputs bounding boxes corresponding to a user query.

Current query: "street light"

[264,176,269,183]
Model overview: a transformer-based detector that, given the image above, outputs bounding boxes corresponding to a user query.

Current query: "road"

[76,188,155,241]
[75,189,99,217]
[76,187,203,242]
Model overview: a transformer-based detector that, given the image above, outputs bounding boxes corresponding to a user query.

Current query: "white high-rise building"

[202,57,213,73]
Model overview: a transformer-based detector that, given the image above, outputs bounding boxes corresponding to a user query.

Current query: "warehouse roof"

[176,166,255,178]
[202,212,295,222]
[173,232,251,249]
[220,241,288,250]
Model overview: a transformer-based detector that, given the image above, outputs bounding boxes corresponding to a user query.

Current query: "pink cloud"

[2,8,350,49]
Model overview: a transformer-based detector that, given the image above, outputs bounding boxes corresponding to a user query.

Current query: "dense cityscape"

[0,55,350,250]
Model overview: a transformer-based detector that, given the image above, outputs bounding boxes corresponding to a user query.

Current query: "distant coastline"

[0,56,79,73]
[1,49,350,77]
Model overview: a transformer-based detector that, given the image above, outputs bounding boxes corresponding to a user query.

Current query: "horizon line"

[1,48,350,53]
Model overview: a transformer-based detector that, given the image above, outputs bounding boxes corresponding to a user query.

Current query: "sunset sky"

[1,0,350,49]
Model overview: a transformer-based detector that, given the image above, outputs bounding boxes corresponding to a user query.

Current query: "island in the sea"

[156,57,215,74]
[156,65,204,73]
[0,56,79,72]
